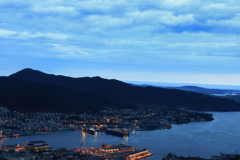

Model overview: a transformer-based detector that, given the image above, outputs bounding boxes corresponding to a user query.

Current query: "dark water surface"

[1,112,240,159]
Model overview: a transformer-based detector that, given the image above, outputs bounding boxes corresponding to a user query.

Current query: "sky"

[1,0,240,87]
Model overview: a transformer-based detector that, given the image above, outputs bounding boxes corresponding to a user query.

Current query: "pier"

[0,140,153,160]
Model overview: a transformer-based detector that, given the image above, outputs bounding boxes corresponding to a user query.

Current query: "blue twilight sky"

[1,0,240,86]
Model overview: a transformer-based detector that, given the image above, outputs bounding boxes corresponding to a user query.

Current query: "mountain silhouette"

[8,68,240,111]
[0,77,136,113]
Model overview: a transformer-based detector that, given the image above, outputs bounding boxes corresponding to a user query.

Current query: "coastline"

[1,112,240,159]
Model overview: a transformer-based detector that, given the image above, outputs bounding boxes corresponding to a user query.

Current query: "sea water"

[1,112,240,159]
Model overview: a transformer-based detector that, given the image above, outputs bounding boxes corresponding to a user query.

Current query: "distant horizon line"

[125,81,240,90]
[4,68,240,90]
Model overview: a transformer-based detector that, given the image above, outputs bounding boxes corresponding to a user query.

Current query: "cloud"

[83,15,132,30]
[47,43,89,58]
[0,29,69,40]
[127,10,195,26]
[1,0,240,84]
[30,5,79,16]
[0,29,17,37]
[18,32,70,40]
[207,16,240,28]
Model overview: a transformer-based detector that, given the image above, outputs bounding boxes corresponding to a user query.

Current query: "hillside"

[9,68,240,111]
[221,94,240,104]
[166,86,240,95]
[0,77,137,113]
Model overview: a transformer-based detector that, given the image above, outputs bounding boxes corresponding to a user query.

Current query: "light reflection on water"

[1,112,240,159]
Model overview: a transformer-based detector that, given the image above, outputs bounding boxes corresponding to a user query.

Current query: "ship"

[164,124,172,129]
[105,130,129,137]
[23,139,51,150]
[86,127,95,135]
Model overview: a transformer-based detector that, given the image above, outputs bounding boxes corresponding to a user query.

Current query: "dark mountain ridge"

[133,84,240,104]
[134,84,240,95]
[0,77,136,113]
[9,68,240,111]
[167,85,240,95]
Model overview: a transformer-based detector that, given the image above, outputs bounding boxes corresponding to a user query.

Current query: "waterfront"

[1,112,240,159]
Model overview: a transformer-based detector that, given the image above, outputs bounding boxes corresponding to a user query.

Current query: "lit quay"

[0,139,153,160]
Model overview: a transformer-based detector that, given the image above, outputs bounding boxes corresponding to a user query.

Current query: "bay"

[1,112,240,159]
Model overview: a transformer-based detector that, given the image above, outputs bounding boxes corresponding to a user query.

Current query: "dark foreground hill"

[9,68,240,111]
[0,77,136,113]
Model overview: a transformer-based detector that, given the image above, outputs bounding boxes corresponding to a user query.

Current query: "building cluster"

[0,140,153,160]
[0,105,213,137]
[162,152,240,160]
[0,147,90,160]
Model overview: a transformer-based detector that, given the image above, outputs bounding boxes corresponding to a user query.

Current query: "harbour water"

[1,112,240,159]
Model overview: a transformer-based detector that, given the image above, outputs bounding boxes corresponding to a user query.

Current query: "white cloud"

[161,0,192,7]
[46,43,89,59]
[0,29,69,40]
[1,0,240,84]
[207,17,240,28]
[30,5,79,16]
[83,15,132,30]
[0,29,17,37]
[127,10,195,26]
[167,42,238,48]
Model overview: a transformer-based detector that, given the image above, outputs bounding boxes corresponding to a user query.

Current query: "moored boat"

[164,124,172,129]
[105,130,129,137]
[86,127,95,134]
[23,139,51,150]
